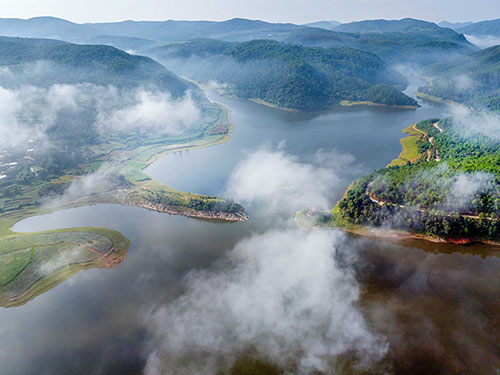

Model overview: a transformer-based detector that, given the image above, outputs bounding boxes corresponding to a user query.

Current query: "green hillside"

[147,39,417,111]
[284,22,475,66]
[334,118,500,244]
[0,36,191,95]
[419,45,500,110]
[457,19,500,37]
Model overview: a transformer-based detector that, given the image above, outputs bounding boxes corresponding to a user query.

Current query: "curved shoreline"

[336,224,500,247]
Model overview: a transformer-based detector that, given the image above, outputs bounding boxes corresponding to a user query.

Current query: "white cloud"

[224,145,356,215]
[143,228,387,375]
[98,89,200,134]
[449,105,500,141]
[465,34,500,49]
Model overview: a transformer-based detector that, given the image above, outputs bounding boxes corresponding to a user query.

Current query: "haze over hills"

[283,24,476,66]
[147,38,417,111]
[457,18,500,37]
[420,45,500,110]
[439,21,474,30]
[303,21,341,30]
[0,36,191,95]
[0,16,478,68]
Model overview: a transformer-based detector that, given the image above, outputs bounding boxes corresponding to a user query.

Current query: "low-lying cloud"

[142,145,386,374]
[449,104,500,141]
[0,82,201,150]
[98,89,200,134]
[465,34,500,49]
[144,229,387,375]
[0,84,80,148]
[224,144,357,216]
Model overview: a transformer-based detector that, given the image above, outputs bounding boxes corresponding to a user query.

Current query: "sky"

[2,0,500,24]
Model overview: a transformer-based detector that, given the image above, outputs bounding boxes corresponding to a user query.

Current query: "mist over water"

[3,92,499,375]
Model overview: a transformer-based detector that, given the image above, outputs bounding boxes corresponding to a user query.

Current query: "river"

[1,92,499,374]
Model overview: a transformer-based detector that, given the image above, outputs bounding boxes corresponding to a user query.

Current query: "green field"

[0,228,130,308]
[0,100,242,308]
[388,125,424,167]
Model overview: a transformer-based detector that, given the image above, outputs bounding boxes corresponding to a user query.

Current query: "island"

[318,118,500,246]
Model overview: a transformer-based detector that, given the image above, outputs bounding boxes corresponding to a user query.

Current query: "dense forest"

[283,18,475,66]
[0,36,191,96]
[147,39,417,111]
[336,119,500,242]
[419,46,500,110]
[0,17,476,68]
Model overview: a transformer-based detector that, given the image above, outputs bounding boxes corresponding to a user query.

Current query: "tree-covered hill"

[335,118,500,244]
[419,45,500,110]
[457,19,500,37]
[0,36,191,96]
[335,18,466,41]
[284,21,476,66]
[0,17,476,68]
[147,39,417,111]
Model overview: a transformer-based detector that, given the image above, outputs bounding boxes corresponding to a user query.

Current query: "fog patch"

[453,74,476,92]
[447,172,497,212]
[43,164,128,209]
[224,144,356,216]
[38,246,84,275]
[465,34,500,49]
[97,89,200,134]
[143,229,387,375]
[449,105,500,141]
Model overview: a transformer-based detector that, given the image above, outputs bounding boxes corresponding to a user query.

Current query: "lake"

[1,91,498,375]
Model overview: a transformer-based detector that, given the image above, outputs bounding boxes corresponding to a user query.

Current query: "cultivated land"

[0,100,246,307]
[311,118,500,246]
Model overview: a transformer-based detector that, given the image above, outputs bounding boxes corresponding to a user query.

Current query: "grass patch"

[388,125,423,167]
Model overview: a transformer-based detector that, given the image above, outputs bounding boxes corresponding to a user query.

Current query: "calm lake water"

[2,92,499,374]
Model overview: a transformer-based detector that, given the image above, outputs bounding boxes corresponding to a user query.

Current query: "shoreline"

[2,100,245,236]
[335,224,500,247]
[340,100,419,110]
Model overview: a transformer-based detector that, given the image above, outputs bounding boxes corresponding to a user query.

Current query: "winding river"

[1,91,499,374]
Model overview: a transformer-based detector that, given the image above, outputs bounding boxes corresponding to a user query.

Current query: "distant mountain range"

[0,16,479,67]
[439,21,474,30]
[456,19,500,37]
[303,21,340,30]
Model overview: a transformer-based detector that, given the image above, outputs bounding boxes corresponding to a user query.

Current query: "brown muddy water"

[2,92,498,374]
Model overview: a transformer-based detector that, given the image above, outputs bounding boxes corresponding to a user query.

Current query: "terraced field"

[0,228,130,308]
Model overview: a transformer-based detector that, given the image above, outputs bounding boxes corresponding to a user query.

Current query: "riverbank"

[340,100,419,110]
[324,118,500,248]
[0,98,247,308]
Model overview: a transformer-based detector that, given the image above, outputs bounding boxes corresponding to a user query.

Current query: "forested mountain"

[0,17,476,67]
[0,17,302,43]
[0,36,191,96]
[303,21,341,30]
[336,18,465,40]
[147,39,417,111]
[457,19,500,37]
[284,20,476,66]
[419,45,500,110]
[439,21,474,30]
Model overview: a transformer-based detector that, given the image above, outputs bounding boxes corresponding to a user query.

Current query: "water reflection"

[1,95,498,374]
